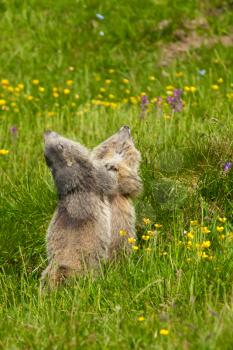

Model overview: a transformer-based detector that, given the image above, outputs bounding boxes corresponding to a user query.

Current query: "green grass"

[1,0,233,349]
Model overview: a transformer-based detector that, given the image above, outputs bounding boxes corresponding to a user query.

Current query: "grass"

[1,0,233,349]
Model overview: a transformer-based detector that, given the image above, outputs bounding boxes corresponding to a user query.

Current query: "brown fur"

[41,131,118,288]
[91,126,142,257]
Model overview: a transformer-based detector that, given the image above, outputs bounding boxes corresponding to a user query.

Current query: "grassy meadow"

[1,0,233,348]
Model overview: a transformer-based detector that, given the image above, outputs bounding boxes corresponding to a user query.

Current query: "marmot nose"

[44,130,52,136]
[44,130,58,138]
[120,125,131,133]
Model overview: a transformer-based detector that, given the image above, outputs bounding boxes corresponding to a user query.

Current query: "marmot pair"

[41,126,142,288]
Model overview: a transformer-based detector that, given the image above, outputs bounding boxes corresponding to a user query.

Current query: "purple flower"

[140,95,149,119]
[223,162,232,173]
[166,89,183,112]
[9,126,18,138]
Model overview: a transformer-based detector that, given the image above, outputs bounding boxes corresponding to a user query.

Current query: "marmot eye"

[57,144,64,151]
[105,164,118,172]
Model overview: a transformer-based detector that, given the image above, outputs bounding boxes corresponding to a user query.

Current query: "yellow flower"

[190,86,197,92]
[187,240,192,247]
[109,94,115,99]
[184,86,190,92]
[66,80,73,86]
[32,79,39,85]
[11,102,17,107]
[166,85,174,91]
[53,87,58,92]
[175,72,183,77]
[160,329,169,336]
[142,235,150,241]
[218,217,227,223]
[201,227,211,234]
[155,223,162,229]
[219,234,225,240]
[186,258,192,262]
[105,79,111,84]
[132,245,139,251]
[17,83,24,90]
[122,78,129,84]
[7,86,14,92]
[75,94,80,99]
[125,89,130,94]
[38,86,45,93]
[1,79,9,85]
[53,92,59,98]
[201,240,211,249]
[162,251,167,256]
[143,218,151,225]
[0,99,6,106]
[63,88,70,95]
[0,149,9,155]
[166,90,173,96]
[147,230,155,236]
[187,232,194,239]
[198,251,208,258]
[190,220,198,226]
[163,114,171,120]
[137,316,145,321]
[148,75,156,81]
[217,78,223,84]
[108,69,115,74]
[119,229,127,236]
[130,96,138,105]
[26,95,33,101]
[128,237,136,244]
[100,87,106,93]
[211,84,219,91]
[217,226,224,232]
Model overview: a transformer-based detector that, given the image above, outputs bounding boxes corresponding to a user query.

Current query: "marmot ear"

[104,162,119,172]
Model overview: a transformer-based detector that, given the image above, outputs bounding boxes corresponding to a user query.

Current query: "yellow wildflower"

[53,92,59,98]
[155,223,162,229]
[201,241,211,249]
[122,78,129,84]
[187,232,194,239]
[147,230,155,236]
[142,235,150,241]
[186,258,192,262]
[198,251,208,258]
[219,234,225,240]
[190,220,198,226]
[128,237,136,244]
[7,86,14,92]
[0,149,9,155]
[132,245,139,251]
[190,86,197,92]
[184,86,190,92]
[66,80,73,86]
[216,226,224,232]
[162,252,167,256]
[143,218,151,225]
[145,247,152,252]
[125,89,130,94]
[164,114,171,120]
[26,95,33,101]
[201,227,211,234]
[211,84,219,91]
[166,85,174,91]
[138,316,145,321]
[148,75,156,81]
[175,72,183,77]
[119,229,127,236]
[108,69,115,74]
[75,94,80,99]
[17,83,24,90]
[68,66,74,71]
[160,329,169,336]
[1,79,9,85]
[11,102,17,107]
[0,99,6,106]
[187,240,192,247]
[38,86,45,93]
[105,79,111,84]
[63,88,70,95]
[109,94,115,99]
[217,78,223,84]
[100,87,106,93]
[218,217,227,223]
[32,79,39,85]
[53,87,58,92]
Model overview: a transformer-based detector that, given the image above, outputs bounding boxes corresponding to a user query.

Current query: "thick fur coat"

[41,131,118,288]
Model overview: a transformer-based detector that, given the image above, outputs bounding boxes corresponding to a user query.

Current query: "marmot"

[41,131,118,288]
[91,126,142,257]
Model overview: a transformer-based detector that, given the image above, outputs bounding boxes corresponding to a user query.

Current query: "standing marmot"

[41,131,118,288]
[91,126,142,257]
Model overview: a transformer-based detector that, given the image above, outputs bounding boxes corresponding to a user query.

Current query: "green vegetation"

[1,0,233,348]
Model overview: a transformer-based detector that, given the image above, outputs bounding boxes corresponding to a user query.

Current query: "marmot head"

[44,131,94,197]
[92,126,141,171]
[92,126,142,197]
